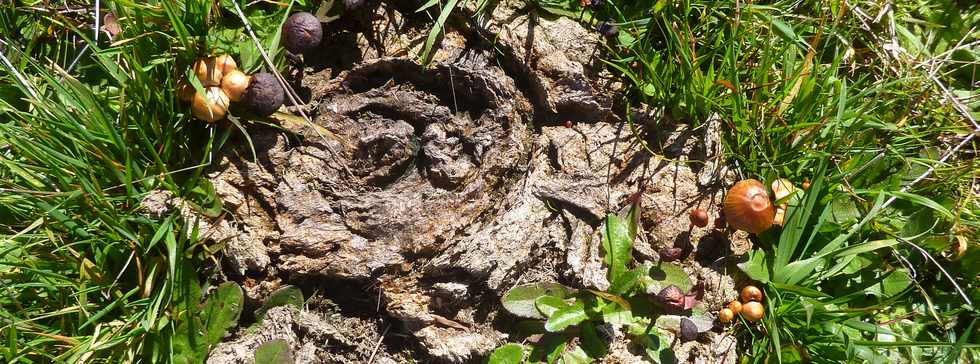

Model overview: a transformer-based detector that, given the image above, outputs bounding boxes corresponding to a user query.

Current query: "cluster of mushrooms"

[719,285,765,323]
[687,177,802,234]
[180,10,327,123]
[180,54,285,122]
[683,178,804,324]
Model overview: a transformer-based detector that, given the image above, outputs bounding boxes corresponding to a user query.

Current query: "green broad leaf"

[601,214,633,284]
[738,249,771,283]
[545,303,588,332]
[830,195,861,225]
[586,290,631,311]
[502,282,576,319]
[487,343,524,364]
[580,321,608,358]
[256,285,304,323]
[864,269,912,298]
[638,327,675,364]
[172,318,207,364]
[201,282,244,346]
[609,267,643,295]
[600,302,632,327]
[529,334,569,363]
[617,194,642,242]
[254,339,293,364]
[640,83,657,96]
[627,316,653,336]
[644,263,692,293]
[560,346,592,364]
[535,295,572,318]
[902,208,937,238]
[653,315,682,332]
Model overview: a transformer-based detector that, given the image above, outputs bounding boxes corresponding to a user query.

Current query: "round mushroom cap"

[282,12,323,54]
[241,72,284,117]
[723,179,775,234]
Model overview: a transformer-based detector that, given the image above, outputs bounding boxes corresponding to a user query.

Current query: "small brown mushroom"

[689,209,709,228]
[728,300,742,314]
[723,179,775,234]
[718,308,735,323]
[282,12,323,54]
[221,70,250,102]
[740,285,763,303]
[214,54,238,74]
[190,87,230,122]
[742,301,765,322]
[241,72,284,117]
[193,57,223,86]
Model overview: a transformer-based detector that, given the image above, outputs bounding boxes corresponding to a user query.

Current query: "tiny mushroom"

[723,179,775,234]
[191,87,230,122]
[718,308,735,323]
[214,54,238,74]
[241,72,285,117]
[282,12,323,54]
[689,209,709,228]
[741,301,765,322]
[728,300,742,314]
[193,57,223,86]
[221,70,251,102]
[740,285,763,303]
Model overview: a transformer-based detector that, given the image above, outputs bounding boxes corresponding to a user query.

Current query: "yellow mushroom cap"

[191,87,230,122]
[742,301,765,322]
[193,58,223,87]
[221,70,250,102]
[214,54,238,74]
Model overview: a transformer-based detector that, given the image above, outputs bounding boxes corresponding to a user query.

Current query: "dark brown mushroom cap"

[680,317,698,341]
[282,12,322,54]
[657,285,685,311]
[241,72,284,117]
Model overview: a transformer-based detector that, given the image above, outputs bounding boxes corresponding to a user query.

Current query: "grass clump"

[578,0,979,361]
[0,1,297,362]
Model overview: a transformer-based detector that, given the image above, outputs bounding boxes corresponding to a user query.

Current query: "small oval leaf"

[502,283,576,319]
[535,295,571,318]
[544,304,588,332]
[487,343,524,364]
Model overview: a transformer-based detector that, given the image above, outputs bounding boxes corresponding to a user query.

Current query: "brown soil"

[168,1,756,363]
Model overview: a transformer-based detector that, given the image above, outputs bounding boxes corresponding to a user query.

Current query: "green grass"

[2,0,979,363]
[585,0,979,361]
[0,1,297,362]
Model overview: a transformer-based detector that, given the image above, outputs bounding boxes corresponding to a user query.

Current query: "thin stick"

[229,1,354,178]
[367,324,390,364]
[94,0,100,43]
[902,237,974,307]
